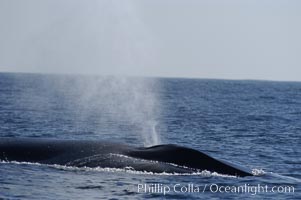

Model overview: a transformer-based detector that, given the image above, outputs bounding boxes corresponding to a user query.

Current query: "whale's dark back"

[127,144,252,177]
[0,138,130,164]
[0,138,252,177]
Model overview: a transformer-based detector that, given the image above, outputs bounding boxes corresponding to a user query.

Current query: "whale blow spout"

[0,138,253,177]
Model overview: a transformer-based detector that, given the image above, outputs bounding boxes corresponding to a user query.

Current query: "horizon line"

[0,70,300,83]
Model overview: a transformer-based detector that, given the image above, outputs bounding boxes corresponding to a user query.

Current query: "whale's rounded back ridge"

[0,137,253,177]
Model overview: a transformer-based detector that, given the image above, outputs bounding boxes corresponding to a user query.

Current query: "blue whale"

[0,137,253,177]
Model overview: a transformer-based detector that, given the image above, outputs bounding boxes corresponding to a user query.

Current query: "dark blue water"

[0,72,300,199]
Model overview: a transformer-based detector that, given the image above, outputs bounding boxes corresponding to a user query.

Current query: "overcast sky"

[0,0,300,81]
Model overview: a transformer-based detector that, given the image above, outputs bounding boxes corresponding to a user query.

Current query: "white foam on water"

[0,160,237,178]
[251,168,266,176]
[250,168,301,183]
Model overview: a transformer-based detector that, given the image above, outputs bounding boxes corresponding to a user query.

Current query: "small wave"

[258,95,276,100]
[269,172,301,183]
[0,160,237,178]
[76,185,103,190]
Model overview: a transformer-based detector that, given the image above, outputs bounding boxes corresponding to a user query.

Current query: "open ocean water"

[0,72,300,199]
